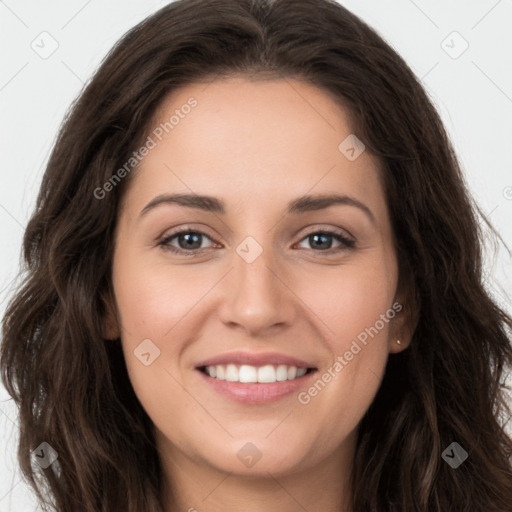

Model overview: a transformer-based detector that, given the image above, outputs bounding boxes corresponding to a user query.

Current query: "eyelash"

[157,226,356,256]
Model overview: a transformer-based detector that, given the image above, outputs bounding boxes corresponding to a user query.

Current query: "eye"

[158,227,214,255]
[295,229,355,252]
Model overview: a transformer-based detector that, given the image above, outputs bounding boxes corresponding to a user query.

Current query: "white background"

[1,1,511,510]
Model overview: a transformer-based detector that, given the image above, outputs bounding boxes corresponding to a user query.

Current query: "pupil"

[311,233,330,250]
[182,233,201,249]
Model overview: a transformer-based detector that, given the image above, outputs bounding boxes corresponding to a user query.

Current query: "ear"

[387,282,419,354]
[100,286,120,340]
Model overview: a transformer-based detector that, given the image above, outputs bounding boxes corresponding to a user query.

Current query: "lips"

[195,351,316,369]
[194,351,318,403]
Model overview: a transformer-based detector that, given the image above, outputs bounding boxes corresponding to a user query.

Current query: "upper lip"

[195,351,317,369]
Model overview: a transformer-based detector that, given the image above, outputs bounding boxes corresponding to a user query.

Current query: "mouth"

[195,360,318,404]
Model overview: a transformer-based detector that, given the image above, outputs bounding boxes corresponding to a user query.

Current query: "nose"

[216,244,297,336]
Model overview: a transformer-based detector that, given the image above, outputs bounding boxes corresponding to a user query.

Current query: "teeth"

[239,365,258,383]
[225,364,238,382]
[203,364,310,383]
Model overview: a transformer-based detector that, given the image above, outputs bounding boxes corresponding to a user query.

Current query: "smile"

[196,365,318,404]
[199,363,313,383]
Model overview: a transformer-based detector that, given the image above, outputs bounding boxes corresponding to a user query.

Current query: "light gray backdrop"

[1,1,511,510]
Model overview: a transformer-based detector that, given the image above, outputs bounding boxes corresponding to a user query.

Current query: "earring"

[396,339,401,345]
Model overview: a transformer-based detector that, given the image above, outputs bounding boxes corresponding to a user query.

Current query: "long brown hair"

[2,0,512,510]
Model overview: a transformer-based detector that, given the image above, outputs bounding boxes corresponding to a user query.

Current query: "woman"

[1,0,511,510]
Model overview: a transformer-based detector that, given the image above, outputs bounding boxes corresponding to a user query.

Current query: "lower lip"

[196,369,317,404]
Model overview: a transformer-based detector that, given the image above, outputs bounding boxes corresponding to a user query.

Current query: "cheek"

[112,251,202,341]
[293,254,396,416]
[112,254,199,421]
[300,255,397,346]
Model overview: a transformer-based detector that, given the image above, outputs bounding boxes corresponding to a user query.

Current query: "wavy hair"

[2,0,512,510]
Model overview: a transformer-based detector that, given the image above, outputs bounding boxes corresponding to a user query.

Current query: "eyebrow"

[139,192,375,224]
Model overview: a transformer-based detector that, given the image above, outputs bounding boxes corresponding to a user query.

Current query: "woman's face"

[107,77,409,480]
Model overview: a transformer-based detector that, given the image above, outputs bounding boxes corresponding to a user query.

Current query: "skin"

[104,77,413,512]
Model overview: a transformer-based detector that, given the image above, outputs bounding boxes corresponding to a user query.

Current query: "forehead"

[123,78,385,217]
